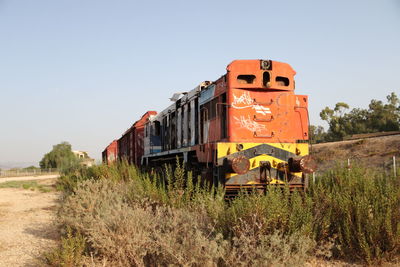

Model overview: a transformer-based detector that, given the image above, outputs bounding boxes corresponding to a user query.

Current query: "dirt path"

[0,174,60,183]
[0,179,60,266]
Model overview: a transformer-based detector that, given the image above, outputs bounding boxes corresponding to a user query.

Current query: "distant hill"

[311,134,400,172]
[0,162,38,170]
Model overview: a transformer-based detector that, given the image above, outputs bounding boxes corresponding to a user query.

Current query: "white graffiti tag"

[232,92,271,116]
[234,115,266,133]
[232,91,254,109]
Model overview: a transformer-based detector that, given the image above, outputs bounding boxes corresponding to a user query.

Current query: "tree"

[309,125,327,144]
[319,102,350,141]
[23,166,40,171]
[367,92,400,132]
[320,92,400,141]
[39,142,80,172]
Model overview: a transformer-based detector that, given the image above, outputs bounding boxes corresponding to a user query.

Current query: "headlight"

[260,60,272,70]
[229,155,250,175]
[288,155,316,174]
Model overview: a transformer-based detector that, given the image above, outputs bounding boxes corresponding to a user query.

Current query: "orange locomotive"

[105,59,314,193]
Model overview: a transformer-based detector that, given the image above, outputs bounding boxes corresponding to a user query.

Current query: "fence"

[0,168,59,178]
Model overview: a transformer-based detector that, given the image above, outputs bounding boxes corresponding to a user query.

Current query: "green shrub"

[310,166,400,263]
[44,227,86,267]
[56,161,129,194]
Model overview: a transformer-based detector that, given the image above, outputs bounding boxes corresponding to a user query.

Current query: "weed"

[44,227,86,267]
[309,165,400,263]
[38,185,52,193]
[22,183,31,190]
[0,180,38,189]
[0,180,53,192]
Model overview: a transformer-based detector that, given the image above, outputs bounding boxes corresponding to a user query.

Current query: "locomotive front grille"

[217,142,309,190]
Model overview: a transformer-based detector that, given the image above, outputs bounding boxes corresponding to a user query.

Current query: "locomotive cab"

[228,60,296,91]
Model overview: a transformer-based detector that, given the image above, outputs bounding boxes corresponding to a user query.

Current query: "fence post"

[312,172,315,183]
[394,156,397,178]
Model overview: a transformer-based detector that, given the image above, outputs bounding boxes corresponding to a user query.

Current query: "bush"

[56,160,138,194]
[221,188,313,238]
[58,178,319,266]
[44,227,86,267]
[53,161,400,265]
[310,166,400,263]
[224,227,314,266]
[58,179,225,265]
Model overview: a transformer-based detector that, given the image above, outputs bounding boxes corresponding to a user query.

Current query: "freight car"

[105,59,315,194]
[102,140,118,165]
[117,111,156,165]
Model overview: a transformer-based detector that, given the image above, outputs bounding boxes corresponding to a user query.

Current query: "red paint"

[117,111,157,165]
[102,140,118,165]
[225,60,308,144]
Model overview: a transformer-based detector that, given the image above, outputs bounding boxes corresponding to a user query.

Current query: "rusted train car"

[104,59,314,193]
[102,140,118,165]
[117,111,156,165]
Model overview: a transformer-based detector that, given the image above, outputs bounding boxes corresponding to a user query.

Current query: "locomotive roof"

[121,111,157,136]
[149,81,212,122]
[147,59,296,123]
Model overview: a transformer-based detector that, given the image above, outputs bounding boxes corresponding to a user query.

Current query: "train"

[102,59,314,194]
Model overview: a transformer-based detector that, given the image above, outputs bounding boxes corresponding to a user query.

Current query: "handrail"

[253,98,273,105]
[253,115,274,122]
[254,131,275,138]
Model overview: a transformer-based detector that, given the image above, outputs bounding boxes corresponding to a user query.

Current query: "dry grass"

[311,134,400,171]
[46,161,400,266]
[0,179,55,192]
[54,178,315,266]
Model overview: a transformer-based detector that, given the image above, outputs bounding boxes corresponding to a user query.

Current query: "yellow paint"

[217,142,309,180]
[217,142,309,159]
[225,154,298,179]
[269,179,286,184]
[217,142,261,158]
[246,179,285,185]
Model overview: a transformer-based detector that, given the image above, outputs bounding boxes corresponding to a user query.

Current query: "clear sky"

[0,0,399,166]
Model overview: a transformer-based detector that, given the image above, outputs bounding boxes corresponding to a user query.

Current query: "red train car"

[117,111,157,165]
[132,111,157,165]
[102,140,118,165]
